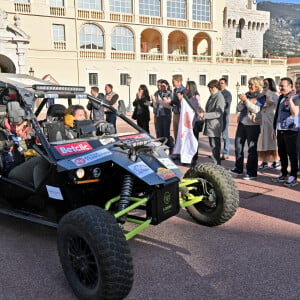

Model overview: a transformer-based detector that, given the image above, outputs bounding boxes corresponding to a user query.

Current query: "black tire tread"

[184,163,239,226]
[58,205,133,300]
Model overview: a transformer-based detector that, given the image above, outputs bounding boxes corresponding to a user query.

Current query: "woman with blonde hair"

[230,77,263,180]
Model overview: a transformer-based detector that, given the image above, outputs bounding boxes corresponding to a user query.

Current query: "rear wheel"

[183,163,239,226]
[57,205,133,300]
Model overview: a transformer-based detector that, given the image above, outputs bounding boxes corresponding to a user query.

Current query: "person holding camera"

[230,77,262,179]
[272,77,299,187]
[257,78,280,170]
[132,84,150,133]
[151,79,173,153]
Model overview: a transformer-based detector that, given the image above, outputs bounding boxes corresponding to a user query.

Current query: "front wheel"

[183,163,239,226]
[57,205,133,300]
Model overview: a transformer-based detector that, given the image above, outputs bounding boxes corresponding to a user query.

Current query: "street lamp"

[29,67,34,77]
[235,81,240,113]
[126,75,132,112]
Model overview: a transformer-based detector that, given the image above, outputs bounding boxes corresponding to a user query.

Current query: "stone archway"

[0,9,30,74]
[0,54,16,73]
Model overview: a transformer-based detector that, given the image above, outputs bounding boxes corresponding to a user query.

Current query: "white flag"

[173,98,198,164]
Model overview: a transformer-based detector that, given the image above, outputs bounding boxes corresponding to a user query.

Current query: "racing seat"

[43,104,67,142]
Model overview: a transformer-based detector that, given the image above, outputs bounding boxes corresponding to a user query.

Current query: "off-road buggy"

[0,74,239,300]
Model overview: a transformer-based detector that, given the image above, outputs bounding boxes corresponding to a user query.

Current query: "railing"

[192,21,212,29]
[77,9,104,20]
[110,13,134,23]
[14,2,31,13]
[53,41,66,50]
[111,52,135,60]
[50,6,65,16]
[141,53,163,61]
[139,16,162,25]
[167,19,188,27]
[80,50,105,59]
[216,56,286,65]
[192,55,212,63]
[167,54,188,62]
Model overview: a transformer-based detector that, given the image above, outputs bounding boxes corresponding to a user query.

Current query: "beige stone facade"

[0,0,287,112]
[287,57,300,82]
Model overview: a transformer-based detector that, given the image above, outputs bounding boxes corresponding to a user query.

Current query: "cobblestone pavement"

[0,113,299,300]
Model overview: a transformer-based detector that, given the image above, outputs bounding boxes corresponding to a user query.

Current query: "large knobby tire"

[57,205,133,300]
[183,163,239,226]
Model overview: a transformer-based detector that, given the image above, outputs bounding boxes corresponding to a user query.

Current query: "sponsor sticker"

[71,148,112,166]
[158,158,178,170]
[54,142,93,156]
[119,134,146,140]
[157,168,176,180]
[99,137,115,145]
[128,161,153,178]
[46,185,63,200]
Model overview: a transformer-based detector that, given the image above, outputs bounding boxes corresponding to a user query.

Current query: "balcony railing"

[192,21,212,29]
[80,50,105,59]
[139,16,162,25]
[53,41,66,50]
[50,6,65,16]
[167,54,188,62]
[14,2,31,13]
[167,19,189,28]
[111,52,135,60]
[216,56,286,65]
[77,9,104,20]
[192,55,212,63]
[110,13,134,23]
[141,53,163,61]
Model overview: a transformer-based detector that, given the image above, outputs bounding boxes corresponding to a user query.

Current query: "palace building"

[0,0,287,110]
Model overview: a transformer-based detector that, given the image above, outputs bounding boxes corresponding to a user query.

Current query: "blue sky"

[265,0,300,3]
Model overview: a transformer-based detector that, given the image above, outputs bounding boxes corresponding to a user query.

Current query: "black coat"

[132,96,150,121]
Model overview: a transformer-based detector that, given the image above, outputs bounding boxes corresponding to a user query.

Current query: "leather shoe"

[221,155,229,160]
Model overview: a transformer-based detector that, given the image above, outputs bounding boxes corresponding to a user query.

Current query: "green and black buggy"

[0,73,239,300]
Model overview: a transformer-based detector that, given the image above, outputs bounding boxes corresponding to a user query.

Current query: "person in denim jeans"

[219,78,232,160]
[272,77,299,187]
[230,77,262,180]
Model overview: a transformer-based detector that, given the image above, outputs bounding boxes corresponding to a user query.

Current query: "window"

[52,25,65,41]
[192,0,210,22]
[149,74,157,86]
[89,73,98,86]
[120,73,130,85]
[139,0,160,16]
[110,0,131,13]
[167,0,186,19]
[50,0,64,6]
[275,76,281,85]
[199,74,206,86]
[221,75,229,85]
[111,27,134,52]
[236,23,242,39]
[80,24,103,50]
[78,0,101,10]
[241,75,247,86]
[15,0,30,3]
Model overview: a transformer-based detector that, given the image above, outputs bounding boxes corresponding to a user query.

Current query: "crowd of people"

[82,76,300,187]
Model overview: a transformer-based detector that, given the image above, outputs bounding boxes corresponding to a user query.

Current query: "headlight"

[92,167,101,178]
[75,168,85,179]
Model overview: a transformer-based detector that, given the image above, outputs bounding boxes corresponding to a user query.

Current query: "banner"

[173,98,198,163]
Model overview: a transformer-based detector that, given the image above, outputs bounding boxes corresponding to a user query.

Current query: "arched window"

[167,0,186,20]
[139,0,160,16]
[111,27,134,51]
[110,0,131,13]
[192,0,210,22]
[79,24,103,49]
[77,0,101,10]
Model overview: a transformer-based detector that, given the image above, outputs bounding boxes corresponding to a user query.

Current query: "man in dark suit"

[199,79,225,165]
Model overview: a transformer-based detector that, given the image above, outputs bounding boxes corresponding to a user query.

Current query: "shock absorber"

[118,174,134,223]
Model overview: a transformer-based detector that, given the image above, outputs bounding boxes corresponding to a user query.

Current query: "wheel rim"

[190,179,218,213]
[67,236,99,289]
